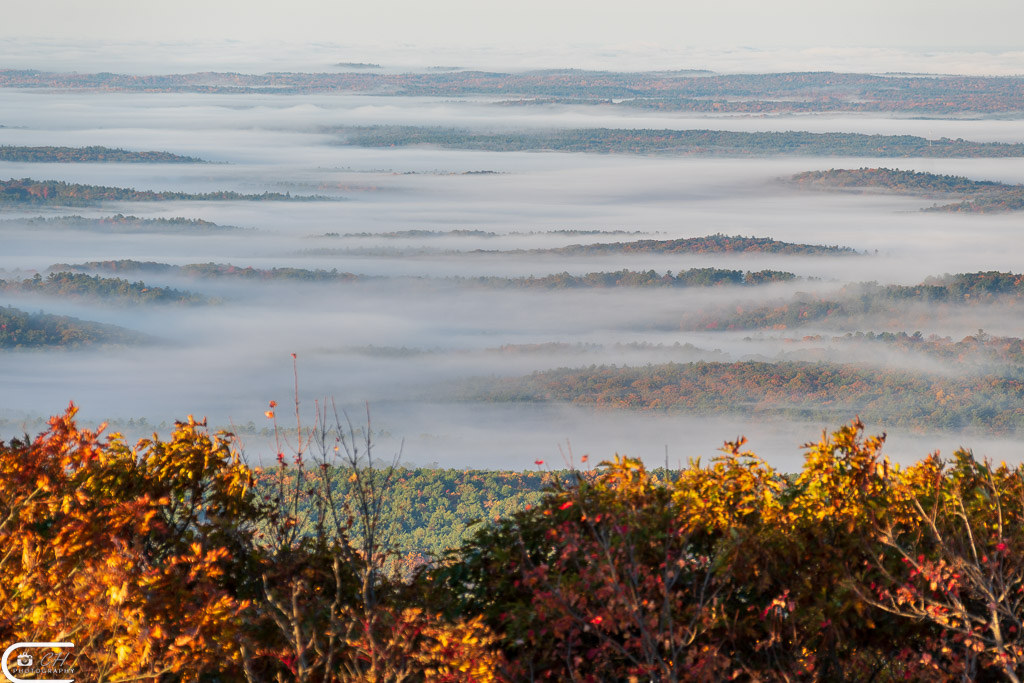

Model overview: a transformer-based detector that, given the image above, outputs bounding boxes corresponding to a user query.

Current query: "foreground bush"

[1,405,1023,681]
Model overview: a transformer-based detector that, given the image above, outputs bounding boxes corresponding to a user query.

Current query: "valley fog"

[2,85,1024,467]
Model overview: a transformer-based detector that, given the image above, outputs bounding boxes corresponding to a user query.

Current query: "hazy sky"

[6,0,1024,51]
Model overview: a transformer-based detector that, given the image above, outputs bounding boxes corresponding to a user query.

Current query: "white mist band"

[1,643,74,683]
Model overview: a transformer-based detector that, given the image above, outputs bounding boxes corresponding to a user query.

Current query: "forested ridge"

[792,167,1006,194]
[0,178,327,205]
[336,126,1024,158]
[0,271,209,305]
[683,272,1024,331]
[14,267,1022,349]
[317,228,646,239]
[769,330,1024,369]
[791,167,1024,212]
[461,359,1024,432]
[0,145,205,163]
[491,233,859,256]
[1,214,242,234]
[0,305,148,347]
[300,233,860,259]
[50,260,795,289]
[455,267,797,289]
[51,259,363,283]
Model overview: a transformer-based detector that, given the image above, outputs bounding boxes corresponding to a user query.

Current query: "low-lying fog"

[3,86,1024,467]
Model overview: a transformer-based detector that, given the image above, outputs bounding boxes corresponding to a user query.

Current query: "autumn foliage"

[3,406,1024,681]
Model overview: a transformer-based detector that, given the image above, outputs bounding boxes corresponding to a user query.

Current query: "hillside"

[0,305,149,347]
[791,167,1024,212]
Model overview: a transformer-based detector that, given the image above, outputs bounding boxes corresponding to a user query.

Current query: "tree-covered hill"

[683,271,1024,331]
[51,259,363,283]
[0,214,242,234]
[792,167,1006,194]
[0,271,209,305]
[0,145,205,163]
[487,233,860,256]
[0,305,149,347]
[790,167,1024,212]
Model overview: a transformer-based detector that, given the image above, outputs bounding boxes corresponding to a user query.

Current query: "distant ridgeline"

[791,167,1024,212]
[52,260,363,283]
[0,272,208,305]
[455,268,797,289]
[3,69,1024,115]
[0,146,206,163]
[314,228,649,239]
[681,272,1024,331]
[0,214,242,234]
[487,331,1024,370]
[0,178,330,206]
[335,126,1024,158]
[0,305,148,348]
[461,359,1024,433]
[52,259,795,290]
[483,234,860,256]
[782,330,1024,370]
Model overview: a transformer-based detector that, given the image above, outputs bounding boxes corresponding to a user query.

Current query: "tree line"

[337,126,1024,158]
[0,145,205,163]
[0,305,147,347]
[1,214,240,234]
[0,178,327,206]
[0,271,209,305]
[462,359,1024,433]
[791,168,1024,213]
